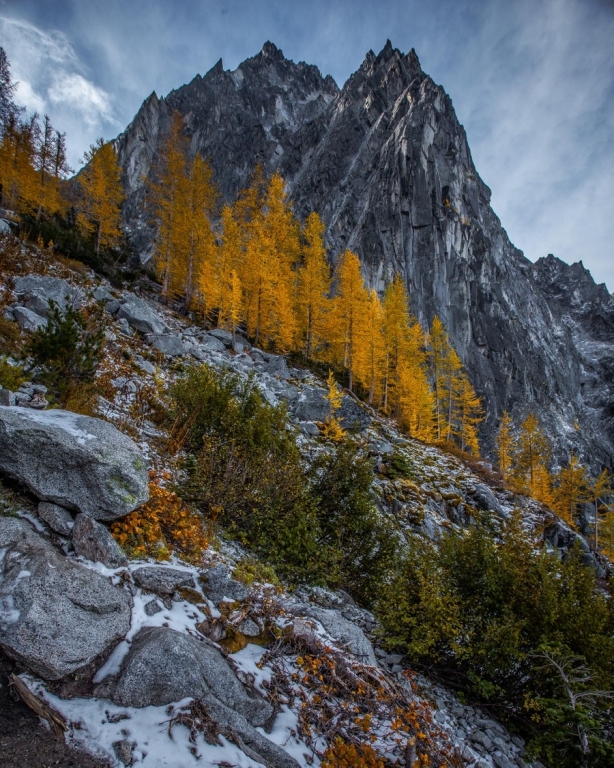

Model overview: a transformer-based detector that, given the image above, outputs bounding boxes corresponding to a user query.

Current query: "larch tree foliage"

[181,153,218,313]
[426,316,481,450]
[0,49,70,218]
[442,347,463,443]
[0,47,24,208]
[455,374,483,455]
[148,112,189,301]
[34,115,61,220]
[77,138,124,256]
[600,502,614,560]
[427,316,461,441]
[331,250,368,392]
[380,275,433,440]
[381,275,410,416]
[401,319,435,442]
[511,413,552,501]
[554,454,589,528]
[296,211,331,360]
[355,288,385,406]
[496,411,516,482]
[259,171,300,351]
[235,169,275,345]
[1,112,39,212]
[590,469,612,550]
[214,205,244,334]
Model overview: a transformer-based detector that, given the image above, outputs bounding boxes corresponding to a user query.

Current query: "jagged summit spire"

[261,41,284,60]
[205,58,224,77]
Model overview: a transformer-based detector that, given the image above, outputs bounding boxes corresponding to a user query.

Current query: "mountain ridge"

[113,41,614,467]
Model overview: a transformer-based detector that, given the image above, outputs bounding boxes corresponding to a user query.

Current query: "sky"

[1,0,613,290]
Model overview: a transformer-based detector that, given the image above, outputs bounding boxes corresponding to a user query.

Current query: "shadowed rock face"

[114,41,614,466]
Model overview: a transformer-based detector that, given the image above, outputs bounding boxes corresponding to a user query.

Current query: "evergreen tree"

[24,301,105,400]
[0,47,21,133]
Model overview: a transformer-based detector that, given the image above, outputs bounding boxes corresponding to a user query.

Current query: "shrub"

[233,557,280,588]
[375,513,614,766]
[0,356,25,391]
[111,474,208,562]
[171,365,321,581]
[309,440,399,606]
[384,450,415,479]
[24,300,105,401]
[322,738,386,768]
[0,316,21,354]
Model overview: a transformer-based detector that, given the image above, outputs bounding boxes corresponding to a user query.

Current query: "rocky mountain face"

[114,41,614,467]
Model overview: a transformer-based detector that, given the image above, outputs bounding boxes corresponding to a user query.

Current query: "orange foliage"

[111,473,208,562]
[322,737,386,768]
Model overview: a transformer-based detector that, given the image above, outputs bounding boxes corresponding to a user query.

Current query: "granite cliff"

[113,41,614,466]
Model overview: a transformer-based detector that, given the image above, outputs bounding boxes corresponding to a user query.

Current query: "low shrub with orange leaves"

[260,629,454,767]
[322,737,386,768]
[111,473,208,562]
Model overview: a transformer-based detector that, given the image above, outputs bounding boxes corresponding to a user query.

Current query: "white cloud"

[14,79,45,114]
[48,72,115,127]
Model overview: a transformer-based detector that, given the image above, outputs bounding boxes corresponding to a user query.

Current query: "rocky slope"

[0,237,590,766]
[113,41,614,469]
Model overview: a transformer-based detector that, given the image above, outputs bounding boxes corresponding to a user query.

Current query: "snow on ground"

[24,641,317,768]
[28,684,264,768]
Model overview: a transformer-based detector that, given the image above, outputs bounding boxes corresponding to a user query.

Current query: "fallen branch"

[10,675,66,739]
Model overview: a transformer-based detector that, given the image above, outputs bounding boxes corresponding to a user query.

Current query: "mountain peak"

[261,40,284,60]
[206,58,224,77]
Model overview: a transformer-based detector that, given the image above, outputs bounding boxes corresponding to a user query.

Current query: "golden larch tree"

[261,171,300,351]
[77,138,124,255]
[355,289,385,406]
[428,316,452,440]
[496,411,516,482]
[148,112,189,300]
[553,454,589,527]
[182,153,218,313]
[213,205,244,329]
[511,413,552,499]
[296,211,331,359]
[331,250,368,392]
[454,373,483,455]
[381,275,410,416]
[590,468,612,550]
[398,319,435,442]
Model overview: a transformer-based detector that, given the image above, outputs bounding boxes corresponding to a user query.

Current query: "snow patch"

[8,408,97,446]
